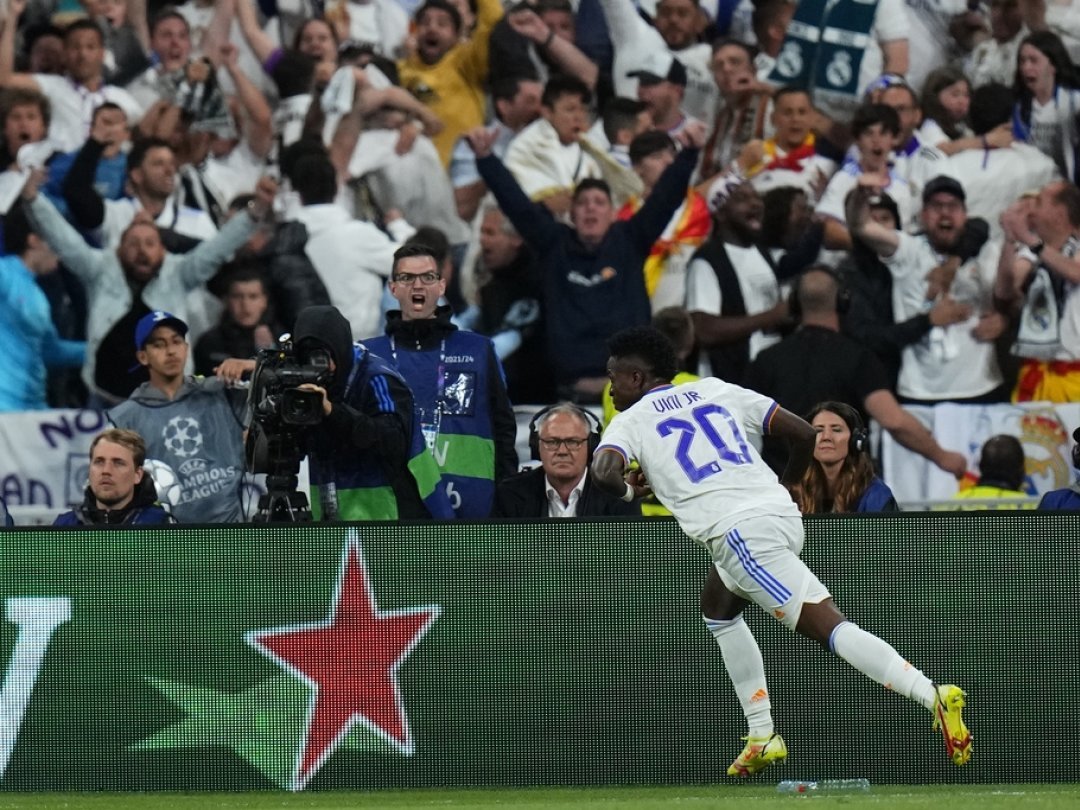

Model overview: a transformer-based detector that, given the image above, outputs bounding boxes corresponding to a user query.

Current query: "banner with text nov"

[1,516,1078,790]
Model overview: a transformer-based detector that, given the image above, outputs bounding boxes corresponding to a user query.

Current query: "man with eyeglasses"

[365,243,518,519]
[493,404,640,518]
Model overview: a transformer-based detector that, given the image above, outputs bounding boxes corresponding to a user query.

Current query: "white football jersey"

[598,378,801,544]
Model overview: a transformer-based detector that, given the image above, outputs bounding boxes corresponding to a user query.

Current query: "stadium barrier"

[1,513,1075,791]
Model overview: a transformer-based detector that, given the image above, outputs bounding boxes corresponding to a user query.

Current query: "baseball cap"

[922,175,966,205]
[627,51,688,87]
[134,311,188,351]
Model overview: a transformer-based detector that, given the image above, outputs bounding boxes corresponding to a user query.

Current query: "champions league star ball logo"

[142,458,183,506]
[162,416,203,459]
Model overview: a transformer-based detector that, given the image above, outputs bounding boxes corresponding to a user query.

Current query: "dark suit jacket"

[492,467,641,518]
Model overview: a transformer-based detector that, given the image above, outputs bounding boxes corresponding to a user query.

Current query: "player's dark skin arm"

[700,407,848,649]
[590,449,651,500]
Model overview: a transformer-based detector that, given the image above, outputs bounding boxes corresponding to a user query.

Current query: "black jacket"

[492,466,641,518]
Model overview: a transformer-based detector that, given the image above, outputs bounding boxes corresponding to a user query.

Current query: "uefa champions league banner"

[0,409,105,513]
[879,402,1080,505]
[2,518,1079,790]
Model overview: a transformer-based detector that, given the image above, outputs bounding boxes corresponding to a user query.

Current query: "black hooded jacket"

[291,305,429,518]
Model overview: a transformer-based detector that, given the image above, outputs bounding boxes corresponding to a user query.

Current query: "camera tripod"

[254,473,312,523]
[251,430,313,523]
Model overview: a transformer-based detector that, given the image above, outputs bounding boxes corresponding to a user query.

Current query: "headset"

[789,265,851,321]
[808,401,868,455]
[528,403,603,461]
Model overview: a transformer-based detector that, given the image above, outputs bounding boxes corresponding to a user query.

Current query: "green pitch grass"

[0,785,1076,810]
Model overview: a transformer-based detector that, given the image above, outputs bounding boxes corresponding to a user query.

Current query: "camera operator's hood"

[293,305,355,388]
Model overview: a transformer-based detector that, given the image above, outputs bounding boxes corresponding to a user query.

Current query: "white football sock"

[704,615,774,737]
[829,621,937,710]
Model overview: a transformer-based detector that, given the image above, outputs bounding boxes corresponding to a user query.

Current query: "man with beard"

[20,170,276,405]
[685,177,790,383]
[54,428,175,525]
[396,0,504,166]
[848,175,1007,404]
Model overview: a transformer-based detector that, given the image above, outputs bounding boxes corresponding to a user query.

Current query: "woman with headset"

[789,401,898,514]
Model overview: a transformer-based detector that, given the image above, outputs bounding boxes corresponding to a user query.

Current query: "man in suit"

[493,403,640,518]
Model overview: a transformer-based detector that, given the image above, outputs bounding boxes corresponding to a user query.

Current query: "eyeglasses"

[393,271,441,285]
[539,437,588,451]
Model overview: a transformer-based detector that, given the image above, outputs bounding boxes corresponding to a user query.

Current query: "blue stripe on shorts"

[726,528,793,605]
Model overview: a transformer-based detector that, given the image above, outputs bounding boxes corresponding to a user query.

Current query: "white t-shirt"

[883,232,1003,399]
[33,74,143,153]
[939,143,1060,240]
[1027,86,1080,181]
[686,244,782,376]
[816,162,917,233]
[903,0,967,92]
[598,377,800,544]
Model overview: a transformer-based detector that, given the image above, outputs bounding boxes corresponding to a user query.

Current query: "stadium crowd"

[0,0,1079,523]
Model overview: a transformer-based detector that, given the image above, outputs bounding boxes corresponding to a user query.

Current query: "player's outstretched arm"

[591,448,635,502]
[768,407,817,487]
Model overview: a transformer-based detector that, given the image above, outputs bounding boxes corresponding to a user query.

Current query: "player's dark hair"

[269,49,315,98]
[978,435,1026,491]
[851,103,900,138]
[772,85,811,107]
[290,153,338,205]
[968,82,1012,135]
[602,96,648,145]
[628,129,676,165]
[150,7,191,38]
[542,74,591,109]
[91,101,124,125]
[64,18,105,45]
[392,241,442,275]
[405,227,450,265]
[127,137,172,175]
[608,326,678,382]
[415,0,463,32]
[572,177,612,203]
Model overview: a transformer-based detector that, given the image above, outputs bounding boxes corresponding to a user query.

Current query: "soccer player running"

[591,326,972,776]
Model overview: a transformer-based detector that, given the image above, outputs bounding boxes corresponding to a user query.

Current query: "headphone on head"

[809,401,868,455]
[789,265,851,321]
[528,403,603,461]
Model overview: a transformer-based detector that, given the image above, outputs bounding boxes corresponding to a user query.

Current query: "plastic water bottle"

[777,778,871,794]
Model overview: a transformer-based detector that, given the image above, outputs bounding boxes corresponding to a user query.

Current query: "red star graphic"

[247,533,440,789]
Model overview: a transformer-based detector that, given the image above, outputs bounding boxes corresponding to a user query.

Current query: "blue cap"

[134,311,188,351]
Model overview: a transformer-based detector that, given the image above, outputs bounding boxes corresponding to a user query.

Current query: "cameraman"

[289,305,454,521]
